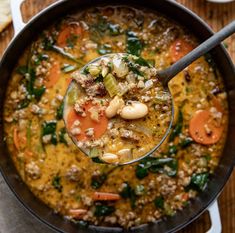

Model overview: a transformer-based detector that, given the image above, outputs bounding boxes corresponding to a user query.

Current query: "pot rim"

[0,1,234,233]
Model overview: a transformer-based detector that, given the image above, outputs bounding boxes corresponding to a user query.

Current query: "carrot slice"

[66,77,73,86]
[69,209,87,219]
[92,192,121,201]
[57,23,83,48]
[170,38,194,63]
[25,150,33,157]
[67,102,108,141]
[13,127,20,150]
[45,62,60,88]
[212,97,223,113]
[182,193,189,202]
[189,110,223,145]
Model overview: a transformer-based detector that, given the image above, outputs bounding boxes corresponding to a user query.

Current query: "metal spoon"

[63,20,235,165]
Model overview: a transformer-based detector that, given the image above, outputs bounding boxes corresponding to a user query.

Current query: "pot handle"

[10,0,26,36]
[206,200,222,233]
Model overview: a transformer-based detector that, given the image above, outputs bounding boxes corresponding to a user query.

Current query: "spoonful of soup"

[63,21,235,165]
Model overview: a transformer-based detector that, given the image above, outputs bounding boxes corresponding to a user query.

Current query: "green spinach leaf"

[187,173,209,191]
[56,102,64,120]
[154,196,164,209]
[42,120,57,145]
[126,31,143,56]
[120,182,136,209]
[52,175,63,192]
[59,127,68,145]
[169,110,183,142]
[94,205,115,217]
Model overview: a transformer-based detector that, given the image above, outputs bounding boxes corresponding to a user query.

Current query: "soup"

[3,6,228,228]
[63,53,172,164]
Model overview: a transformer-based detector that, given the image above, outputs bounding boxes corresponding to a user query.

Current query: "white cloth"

[0,174,54,233]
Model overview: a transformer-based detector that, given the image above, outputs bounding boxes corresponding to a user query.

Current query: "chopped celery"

[89,147,102,158]
[67,86,78,105]
[87,65,101,77]
[103,73,119,97]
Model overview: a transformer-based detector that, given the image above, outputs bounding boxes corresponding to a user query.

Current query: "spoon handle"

[158,20,235,86]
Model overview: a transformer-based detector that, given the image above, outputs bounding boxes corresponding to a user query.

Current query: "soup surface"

[4,6,228,228]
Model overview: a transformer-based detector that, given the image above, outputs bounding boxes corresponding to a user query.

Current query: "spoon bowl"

[63,53,174,165]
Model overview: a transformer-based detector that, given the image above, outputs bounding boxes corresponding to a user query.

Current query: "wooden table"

[0,1,234,232]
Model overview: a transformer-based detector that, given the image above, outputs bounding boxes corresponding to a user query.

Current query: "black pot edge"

[0,0,234,233]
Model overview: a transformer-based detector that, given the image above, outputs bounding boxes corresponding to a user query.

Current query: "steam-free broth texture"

[4,6,228,228]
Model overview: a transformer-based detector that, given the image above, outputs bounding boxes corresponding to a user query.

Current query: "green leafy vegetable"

[91,173,107,189]
[169,110,183,141]
[42,121,57,135]
[42,34,55,50]
[136,157,178,178]
[17,99,30,109]
[154,196,164,209]
[108,23,121,36]
[134,56,151,67]
[34,53,49,65]
[146,59,155,66]
[94,205,115,217]
[120,182,136,209]
[180,137,193,148]
[97,44,112,55]
[148,158,178,177]
[126,31,143,56]
[135,165,148,179]
[42,36,84,65]
[122,56,143,76]
[33,86,46,101]
[91,157,104,164]
[16,64,45,109]
[61,64,77,73]
[56,102,64,120]
[52,175,63,192]
[59,127,68,145]
[66,34,78,48]
[168,145,178,155]
[188,173,209,191]
[42,120,57,145]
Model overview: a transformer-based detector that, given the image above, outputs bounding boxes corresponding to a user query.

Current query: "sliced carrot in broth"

[69,209,87,219]
[66,77,73,86]
[170,38,194,63]
[67,102,108,141]
[45,62,60,88]
[57,23,83,48]
[92,192,121,201]
[13,127,20,150]
[212,96,224,113]
[189,110,223,145]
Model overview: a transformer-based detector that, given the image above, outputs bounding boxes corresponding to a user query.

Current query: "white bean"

[120,101,148,120]
[117,149,132,159]
[101,153,119,163]
[105,96,124,118]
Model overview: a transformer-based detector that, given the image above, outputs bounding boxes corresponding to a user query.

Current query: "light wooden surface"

[0,0,234,232]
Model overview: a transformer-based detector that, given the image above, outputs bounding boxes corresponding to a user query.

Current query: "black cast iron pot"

[0,0,235,232]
